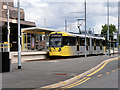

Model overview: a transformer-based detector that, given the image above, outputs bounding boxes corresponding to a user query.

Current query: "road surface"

[2,55,119,89]
[61,58,119,89]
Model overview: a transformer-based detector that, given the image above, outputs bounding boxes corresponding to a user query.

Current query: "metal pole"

[118,1,120,55]
[70,24,72,32]
[7,2,10,52]
[44,19,46,28]
[65,19,67,32]
[118,17,119,53]
[113,43,114,56]
[107,0,110,56]
[85,0,87,57]
[18,0,21,69]
[93,28,94,36]
[45,32,47,50]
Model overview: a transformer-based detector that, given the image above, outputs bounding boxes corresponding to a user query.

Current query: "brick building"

[0,0,36,51]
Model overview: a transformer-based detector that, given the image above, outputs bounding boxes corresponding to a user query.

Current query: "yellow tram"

[49,32,106,56]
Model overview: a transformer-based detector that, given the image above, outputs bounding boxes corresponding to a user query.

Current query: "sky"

[14,0,119,34]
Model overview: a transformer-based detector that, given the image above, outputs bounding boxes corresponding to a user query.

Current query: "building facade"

[0,0,36,51]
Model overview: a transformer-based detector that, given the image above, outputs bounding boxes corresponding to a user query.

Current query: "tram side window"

[96,39,100,46]
[92,39,94,46]
[62,37,69,46]
[69,37,76,46]
[100,40,102,46]
[80,38,85,46]
[102,40,106,46]
[87,38,90,46]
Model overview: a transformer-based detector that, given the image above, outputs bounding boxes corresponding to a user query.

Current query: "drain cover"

[55,73,68,75]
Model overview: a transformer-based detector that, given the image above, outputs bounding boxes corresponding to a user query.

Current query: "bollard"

[0,52,10,73]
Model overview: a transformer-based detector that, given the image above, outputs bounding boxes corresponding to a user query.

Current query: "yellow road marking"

[118,68,120,70]
[97,74,103,77]
[64,58,118,88]
[59,81,66,85]
[112,70,116,72]
[87,61,108,77]
[75,75,80,78]
[66,78,91,88]
[48,57,119,89]
[105,72,110,74]
[87,58,118,77]
[62,77,87,88]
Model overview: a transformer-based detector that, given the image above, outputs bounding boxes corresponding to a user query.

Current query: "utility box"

[0,52,10,73]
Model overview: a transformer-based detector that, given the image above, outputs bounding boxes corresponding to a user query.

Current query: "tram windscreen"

[50,37,62,47]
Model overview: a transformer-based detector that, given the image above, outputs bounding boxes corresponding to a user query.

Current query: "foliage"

[101,24,117,40]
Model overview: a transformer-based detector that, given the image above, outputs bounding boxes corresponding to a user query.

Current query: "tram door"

[76,37,80,51]
[86,38,89,51]
[94,39,96,50]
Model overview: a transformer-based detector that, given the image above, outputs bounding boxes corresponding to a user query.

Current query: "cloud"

[18,0,118,34]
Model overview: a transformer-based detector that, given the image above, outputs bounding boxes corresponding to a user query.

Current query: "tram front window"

[50,37,62,47]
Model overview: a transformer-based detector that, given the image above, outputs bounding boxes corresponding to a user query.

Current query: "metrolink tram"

[49,32,106,56]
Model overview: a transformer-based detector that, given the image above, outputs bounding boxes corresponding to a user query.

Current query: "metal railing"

[0,43,12,52]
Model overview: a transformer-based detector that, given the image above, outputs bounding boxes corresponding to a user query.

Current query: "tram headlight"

[58,48,61,52]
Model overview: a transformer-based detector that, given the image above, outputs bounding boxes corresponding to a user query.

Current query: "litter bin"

[0,52,10,73]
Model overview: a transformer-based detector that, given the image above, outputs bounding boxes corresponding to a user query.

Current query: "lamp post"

[18,0,21,69]
[7,2,10,52]
[85,0,87,58]
[118,1,120,55]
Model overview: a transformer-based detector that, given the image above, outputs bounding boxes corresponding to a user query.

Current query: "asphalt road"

[2,55,118,89]
[62,59,119,89]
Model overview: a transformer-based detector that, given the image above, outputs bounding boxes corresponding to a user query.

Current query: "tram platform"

[10,51,49,63]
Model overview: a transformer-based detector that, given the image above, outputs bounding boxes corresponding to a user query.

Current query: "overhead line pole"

[7,2,10,52]
[65,19,67,32]
[18,0,21,69]
[107,0,110,56]
[85,0,87,58]
[118,1,120,55]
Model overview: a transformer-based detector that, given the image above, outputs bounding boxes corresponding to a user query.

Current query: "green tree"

[101,24,117,41]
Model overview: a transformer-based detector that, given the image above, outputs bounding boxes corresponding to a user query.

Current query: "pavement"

[2,54,119,89]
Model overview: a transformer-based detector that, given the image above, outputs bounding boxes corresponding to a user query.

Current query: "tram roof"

[21,27,58,33]
[69,33,105,40]
[50,31,105,40]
